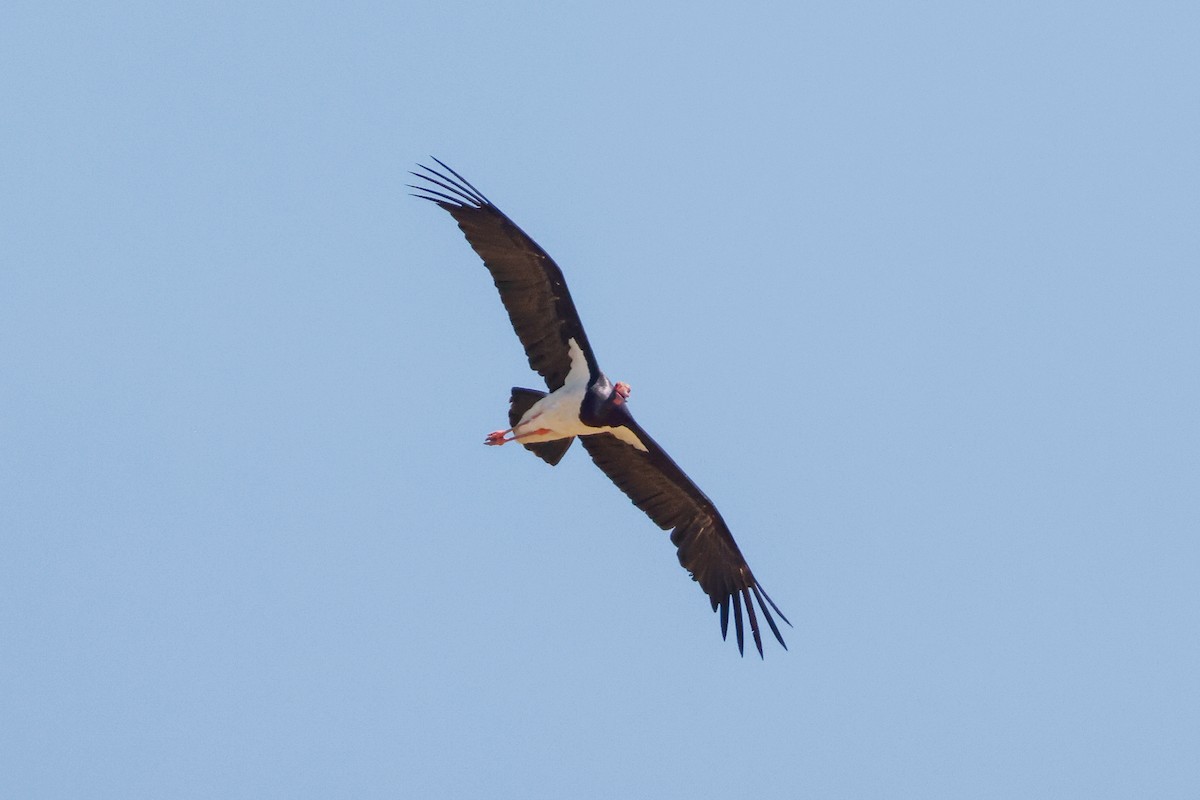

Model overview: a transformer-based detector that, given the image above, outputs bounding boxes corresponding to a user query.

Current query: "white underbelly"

[512,337,647,451]
[515,384,646,451]
[515,384,589,440]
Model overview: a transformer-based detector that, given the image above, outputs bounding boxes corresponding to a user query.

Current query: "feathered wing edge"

[580,425,791,657]
[410,159,598,391]
[409,157,492,208]
[673,518,791,657]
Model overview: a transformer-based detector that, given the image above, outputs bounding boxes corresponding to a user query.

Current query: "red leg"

[485,410,546,446]
[484,429,511,446]
[484,427,553,446]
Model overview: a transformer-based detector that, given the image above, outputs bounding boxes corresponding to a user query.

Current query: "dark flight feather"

[411,159,598,391]
[580,422,789,657]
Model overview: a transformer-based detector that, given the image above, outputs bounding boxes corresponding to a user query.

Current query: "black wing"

[580,421,790,657]
[411,159,598,391]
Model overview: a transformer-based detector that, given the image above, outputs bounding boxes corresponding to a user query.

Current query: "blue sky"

[3,1,1198,797]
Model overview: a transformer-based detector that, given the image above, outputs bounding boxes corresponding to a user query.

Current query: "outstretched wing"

[580,421,790,657]
[411,159,598,391]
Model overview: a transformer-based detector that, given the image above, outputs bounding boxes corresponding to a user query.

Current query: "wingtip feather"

[750,584,789,649]
[423,157,491,206]
[743,587,765,658]
[731,591,745,656]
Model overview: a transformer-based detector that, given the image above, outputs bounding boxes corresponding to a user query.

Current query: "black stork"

[412,159,790,656]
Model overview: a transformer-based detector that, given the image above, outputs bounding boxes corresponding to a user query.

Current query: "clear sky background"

[3,2,1198,798]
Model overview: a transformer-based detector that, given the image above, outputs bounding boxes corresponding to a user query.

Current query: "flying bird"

[412,159,790,656]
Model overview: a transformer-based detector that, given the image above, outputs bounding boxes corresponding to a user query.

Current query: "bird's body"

[491,337,647,451]
[412,159,789,656]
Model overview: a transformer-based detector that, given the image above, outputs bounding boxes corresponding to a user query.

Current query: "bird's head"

[613,381,631,405]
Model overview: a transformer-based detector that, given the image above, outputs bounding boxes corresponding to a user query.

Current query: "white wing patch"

[609,426,648,451]
[563,338,590,389]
